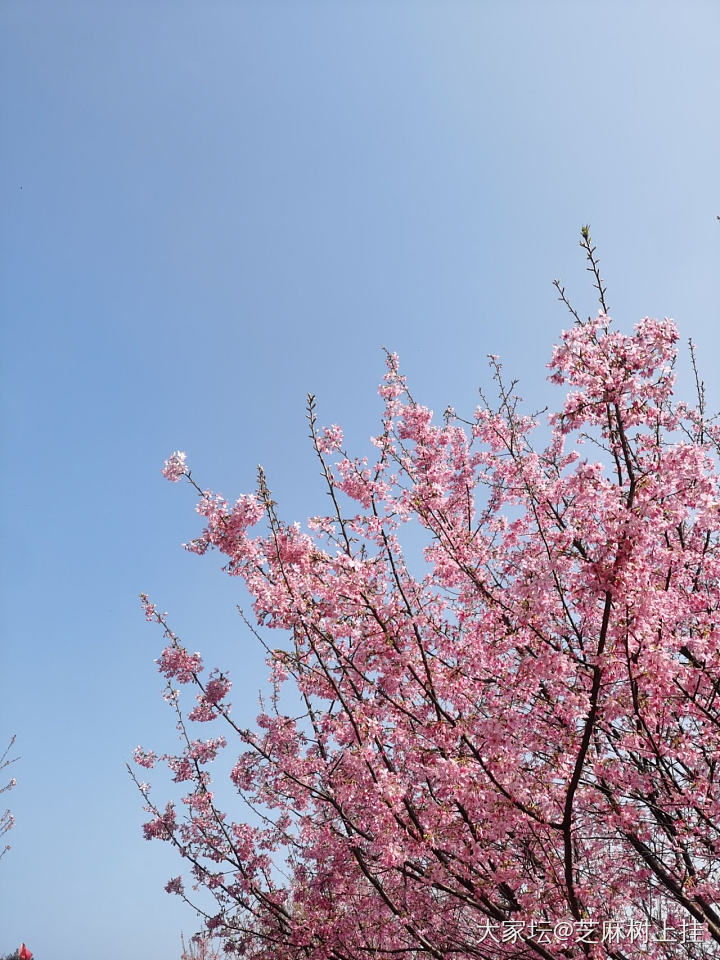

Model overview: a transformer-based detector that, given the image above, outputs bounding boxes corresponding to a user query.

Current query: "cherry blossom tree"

[0,736,17,862]
[134,231,720,959]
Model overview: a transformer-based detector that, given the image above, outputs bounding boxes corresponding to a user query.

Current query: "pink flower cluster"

[157,644,203,684]
[137,297,720,960]
[316,424,343,454]
[133,747,157,769]
[142,802,176,840]
[139,593,157,621]
[162,450,187,482]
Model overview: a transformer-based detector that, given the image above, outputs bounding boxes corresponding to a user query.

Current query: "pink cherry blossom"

[316,424,344,454]
[162,450,187,482]
[157,644,203,684]
[133,747,157,769]
[135,235,720,959]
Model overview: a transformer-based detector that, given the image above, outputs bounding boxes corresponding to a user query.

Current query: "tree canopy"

[134,234,720,959]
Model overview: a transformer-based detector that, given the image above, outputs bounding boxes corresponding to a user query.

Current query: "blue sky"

[0,2,718,958]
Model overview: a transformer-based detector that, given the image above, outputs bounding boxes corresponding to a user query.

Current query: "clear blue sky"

[1,2,718,958]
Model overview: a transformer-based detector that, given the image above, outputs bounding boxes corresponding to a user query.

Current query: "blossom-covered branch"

[135,233,720,959]
[0,736,18,863]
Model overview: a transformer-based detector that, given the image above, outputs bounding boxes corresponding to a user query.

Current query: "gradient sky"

[1,2,718,958]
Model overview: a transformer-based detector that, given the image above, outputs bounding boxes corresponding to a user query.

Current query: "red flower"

[18,944,33,960]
